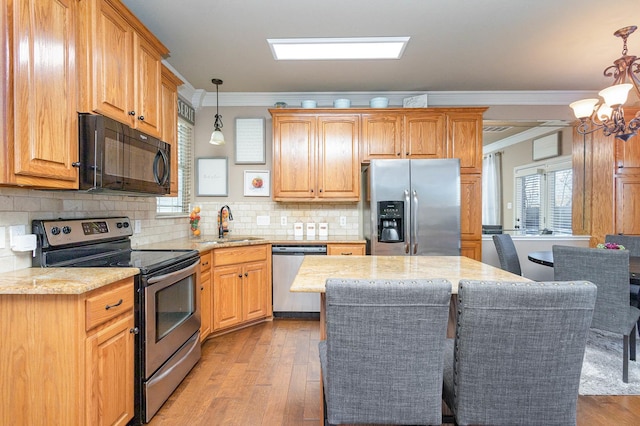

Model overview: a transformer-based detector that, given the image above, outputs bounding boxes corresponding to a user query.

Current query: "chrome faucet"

[218,205,233,238]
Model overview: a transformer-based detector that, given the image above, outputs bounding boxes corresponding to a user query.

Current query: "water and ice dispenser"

[377,201,404,242]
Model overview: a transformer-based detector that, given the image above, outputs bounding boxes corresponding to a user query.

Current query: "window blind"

[157,118,193,214]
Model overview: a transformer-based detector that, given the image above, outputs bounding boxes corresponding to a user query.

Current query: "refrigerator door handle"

[404,189,410,254]
[412,190,419,254]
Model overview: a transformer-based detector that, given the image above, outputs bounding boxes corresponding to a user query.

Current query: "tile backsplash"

[0,188,360,273]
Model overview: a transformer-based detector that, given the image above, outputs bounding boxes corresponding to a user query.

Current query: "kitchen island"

[290,254,527,339]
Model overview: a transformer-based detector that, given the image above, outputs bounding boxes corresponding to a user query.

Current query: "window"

[157,118,193,215]
[514,156,572,234]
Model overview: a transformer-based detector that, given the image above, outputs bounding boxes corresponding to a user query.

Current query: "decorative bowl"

[333,98,351,108]
[301,100,317,108]
[369,97,389,108]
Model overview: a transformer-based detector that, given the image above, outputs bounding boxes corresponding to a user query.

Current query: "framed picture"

[243,170,270,197]
[235,118,266,164]
[196,157,228,196]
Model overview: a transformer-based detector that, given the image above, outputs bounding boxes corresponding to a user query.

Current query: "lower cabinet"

[211,244,272,333]
[0,277,135,426]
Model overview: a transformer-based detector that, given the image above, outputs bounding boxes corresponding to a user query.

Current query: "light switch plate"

[340,216,347,227]
[280,216,287,226]
[134,220,142,234]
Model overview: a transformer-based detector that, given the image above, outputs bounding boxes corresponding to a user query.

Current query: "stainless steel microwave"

[78,113,170,195]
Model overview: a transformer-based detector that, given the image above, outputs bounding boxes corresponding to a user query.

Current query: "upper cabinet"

[271,112,360,201]
[446,109,484,174]
[404,111,446,159]
[1,0,79,188]
[77,0,169,138]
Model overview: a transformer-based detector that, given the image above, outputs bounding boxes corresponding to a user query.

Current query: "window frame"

[156,117,194,216]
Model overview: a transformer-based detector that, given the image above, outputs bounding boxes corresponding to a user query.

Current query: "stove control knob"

[122,222,130,228]
[62,226,71,234]
[51,226,61,235]
[116,222,123,229]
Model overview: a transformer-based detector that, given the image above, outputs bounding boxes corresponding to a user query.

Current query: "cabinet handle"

[319,189,323,193]
[202,261,209,266]
[130,327,139,335]
[128,111,136,116]
[618,165,624,169]
[201,286,204,291]
[105,299,123,310]
[138,115,145,121]
[310,189,314,193]
[244,272,248,277]
[406,152,409,156]
[341,252,353,255]
[72,162,81,168]
[238,274,243,278]
[397,152,401,156]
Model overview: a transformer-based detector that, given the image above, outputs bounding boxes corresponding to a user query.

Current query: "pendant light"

[209,78,225,145]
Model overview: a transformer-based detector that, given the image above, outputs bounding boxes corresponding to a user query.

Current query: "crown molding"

[178,88,599,109]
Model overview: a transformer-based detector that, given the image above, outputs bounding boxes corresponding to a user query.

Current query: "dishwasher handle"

[272,245,327,255]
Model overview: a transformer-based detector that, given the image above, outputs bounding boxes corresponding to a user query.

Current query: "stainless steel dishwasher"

[272,244,326,318]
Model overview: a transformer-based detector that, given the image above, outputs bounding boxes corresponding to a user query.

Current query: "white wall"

[481,235,590,281]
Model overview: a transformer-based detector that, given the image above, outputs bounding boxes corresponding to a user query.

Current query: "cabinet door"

[91,0,134,123]
[133,33,162,137]
[86,313,134,426]
[460,174,482,258]
[361,113,403,161]
[317,115,360,200]
[9,0,78,187]
[213,265,243,330]
[243,260,269,321]
[615,176,640,235]
[200,268,212,341]
[273,115,316,199]
[447,111,483,174]
[461,240,481,261]
[404,112,446,158]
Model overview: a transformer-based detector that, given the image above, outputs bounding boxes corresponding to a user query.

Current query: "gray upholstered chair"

[319,278,451,426]
[492,234,522,275]
[605,234,640,307]
[442,279,597,426]
[553,244,640,383]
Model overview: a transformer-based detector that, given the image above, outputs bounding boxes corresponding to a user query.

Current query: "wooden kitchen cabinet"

[460,174,482,260]
[199,251,212,341]
[0,277,135,426]
[361,113,404,160]
[615,175,640,235]
[447,109,484,174]
[211,244,272,333]
[1,0,79,188]
[271,111,360,201]
[161,65,183,196]
[77,0,168,138]
[327,243,366,256]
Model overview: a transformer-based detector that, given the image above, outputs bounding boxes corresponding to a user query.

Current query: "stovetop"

[70,249,199,274]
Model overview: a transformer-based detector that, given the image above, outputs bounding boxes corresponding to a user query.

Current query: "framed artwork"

[196,157,228,196]
[243,170,270,197]
[235,118,266,164]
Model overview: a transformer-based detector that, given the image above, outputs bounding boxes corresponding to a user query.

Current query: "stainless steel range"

[32,217,201,424]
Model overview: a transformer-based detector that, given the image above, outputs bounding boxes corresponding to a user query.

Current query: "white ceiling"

[121,0,639,96]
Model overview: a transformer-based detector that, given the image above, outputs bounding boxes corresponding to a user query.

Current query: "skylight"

[267,37,410,60]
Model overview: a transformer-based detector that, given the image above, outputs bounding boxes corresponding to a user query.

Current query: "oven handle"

[146,258,200,286]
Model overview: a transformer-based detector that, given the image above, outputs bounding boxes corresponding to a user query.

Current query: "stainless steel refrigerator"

[363,159,461,256]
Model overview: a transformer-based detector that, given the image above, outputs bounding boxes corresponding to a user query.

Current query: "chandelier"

[570,26,640,142]
[209,78,225,145]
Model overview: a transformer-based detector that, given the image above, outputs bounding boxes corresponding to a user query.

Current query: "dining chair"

[605,234,640,309]
[492,234,522,275]
[553,244,640,383]
[319,278,451,426]
[442,279,597,426]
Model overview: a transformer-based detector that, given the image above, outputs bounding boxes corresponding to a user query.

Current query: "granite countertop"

[0,268,140,295]
[136,234,366,253]
[291,255,529,295]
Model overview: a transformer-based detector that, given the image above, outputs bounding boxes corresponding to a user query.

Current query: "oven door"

[144,258,201,377]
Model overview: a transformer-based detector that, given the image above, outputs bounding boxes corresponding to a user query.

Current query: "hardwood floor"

[149,319,640,426]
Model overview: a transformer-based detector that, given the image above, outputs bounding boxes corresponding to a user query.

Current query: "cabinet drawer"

[213,244,268,266]
[327,244,365,256]
[86,278,134,331]
[200,251,212,271]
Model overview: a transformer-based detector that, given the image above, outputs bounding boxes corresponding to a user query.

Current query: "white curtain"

[482,152,502,225]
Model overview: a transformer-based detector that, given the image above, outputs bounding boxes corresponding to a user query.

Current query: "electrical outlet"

[340,216,347,227]
[280,216,287,226]
[9,225,25,247]
[134,220,142,234]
